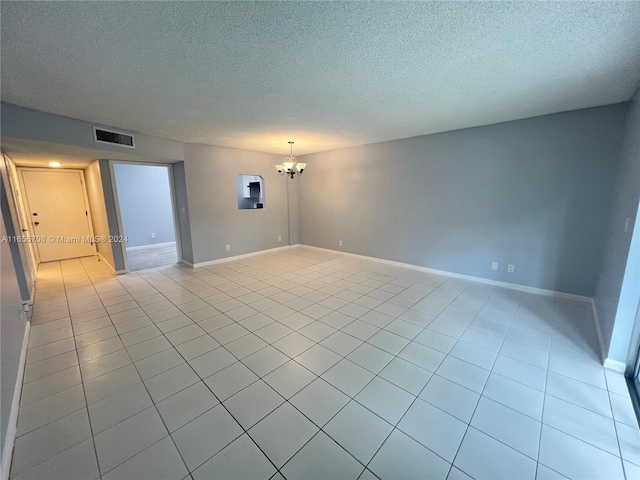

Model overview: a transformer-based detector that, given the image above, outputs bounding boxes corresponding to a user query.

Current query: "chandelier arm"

[276,141,305,179]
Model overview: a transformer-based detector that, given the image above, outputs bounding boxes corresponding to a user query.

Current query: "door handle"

[33,222,40,226]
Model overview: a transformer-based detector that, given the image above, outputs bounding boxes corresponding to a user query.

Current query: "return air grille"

[93,127,135,148]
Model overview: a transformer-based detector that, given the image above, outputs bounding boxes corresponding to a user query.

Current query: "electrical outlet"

[278,235,282,242]
[225,244,230,251]
[151,233,156,239]
[339,240,343,247]
[507,264,515,273]
[491,262,498,271]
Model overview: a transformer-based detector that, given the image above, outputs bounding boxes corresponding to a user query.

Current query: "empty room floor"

[126,242,178,272]
[11,247,640,480]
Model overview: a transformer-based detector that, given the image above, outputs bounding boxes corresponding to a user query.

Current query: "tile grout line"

[403,283,506,479]
[473,289,531,460]
[605,369,631,480]
[64,261,116,480]
[142,256,438,478]
[535,325,560,480]
[28,261,102,480]
[32,260,196,478]
[59,261,103,480]
[18,252,627,480]
[111,265,290,478]
[119,258,472,477]
[85,261,195,479]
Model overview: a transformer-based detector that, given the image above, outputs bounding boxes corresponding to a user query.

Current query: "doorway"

[18,168,96,262]
[112,163,179,271]
[623,204,640,424]
[628,303,640,405]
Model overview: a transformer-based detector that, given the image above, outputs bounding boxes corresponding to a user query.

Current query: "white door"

[20,169,96,262]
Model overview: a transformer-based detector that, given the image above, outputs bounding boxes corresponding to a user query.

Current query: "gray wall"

[113,163,176,247]
[98,160,126,272]
[1,103,185,162]
[0,182,27,462]
[594,89,640,363]
[183,144,289,264]
[288,177,299,245]
[84,160,115,270]
[172,161,194,264]
[299,104,628,297]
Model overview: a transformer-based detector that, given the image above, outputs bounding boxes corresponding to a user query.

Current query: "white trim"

[604,358,626,373]
[590,299,607,364]
[1,318,30,480]
[125,241,176,251]
[299,245,592,304]
[184,245,297,268]
[97,253,116,274]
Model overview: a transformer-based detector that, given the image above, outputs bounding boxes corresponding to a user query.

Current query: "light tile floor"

[11,247,640,479]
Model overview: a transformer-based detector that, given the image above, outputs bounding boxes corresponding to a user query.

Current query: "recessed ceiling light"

[48,161,61,168]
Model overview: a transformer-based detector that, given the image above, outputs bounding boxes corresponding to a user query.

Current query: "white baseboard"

[126,241,176,251]
[604,358,626,373]
[1,317,30,480]
[97,253,116,274]
[299,244,592,304]
[590,299,607,364]
[183,245,300,268]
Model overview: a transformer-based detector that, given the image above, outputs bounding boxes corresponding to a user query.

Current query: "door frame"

[109,161,183,272]
[622,200,640,425]
[3,155,37,288]
[17,167,97,263]
[625,301,640,425]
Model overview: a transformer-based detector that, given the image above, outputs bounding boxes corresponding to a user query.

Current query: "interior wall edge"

[590,299,608,364]
[98,160,126,272]
[0,316,29,480]
[592,87,640,364]
[96,252,116,274]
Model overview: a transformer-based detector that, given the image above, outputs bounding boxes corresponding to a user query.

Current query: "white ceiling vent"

[93,126,135,148]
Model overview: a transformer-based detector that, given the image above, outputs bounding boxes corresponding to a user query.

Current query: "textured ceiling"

[2,1,639,155]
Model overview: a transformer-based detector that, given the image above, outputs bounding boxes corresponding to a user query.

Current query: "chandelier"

[275,141,306,179]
